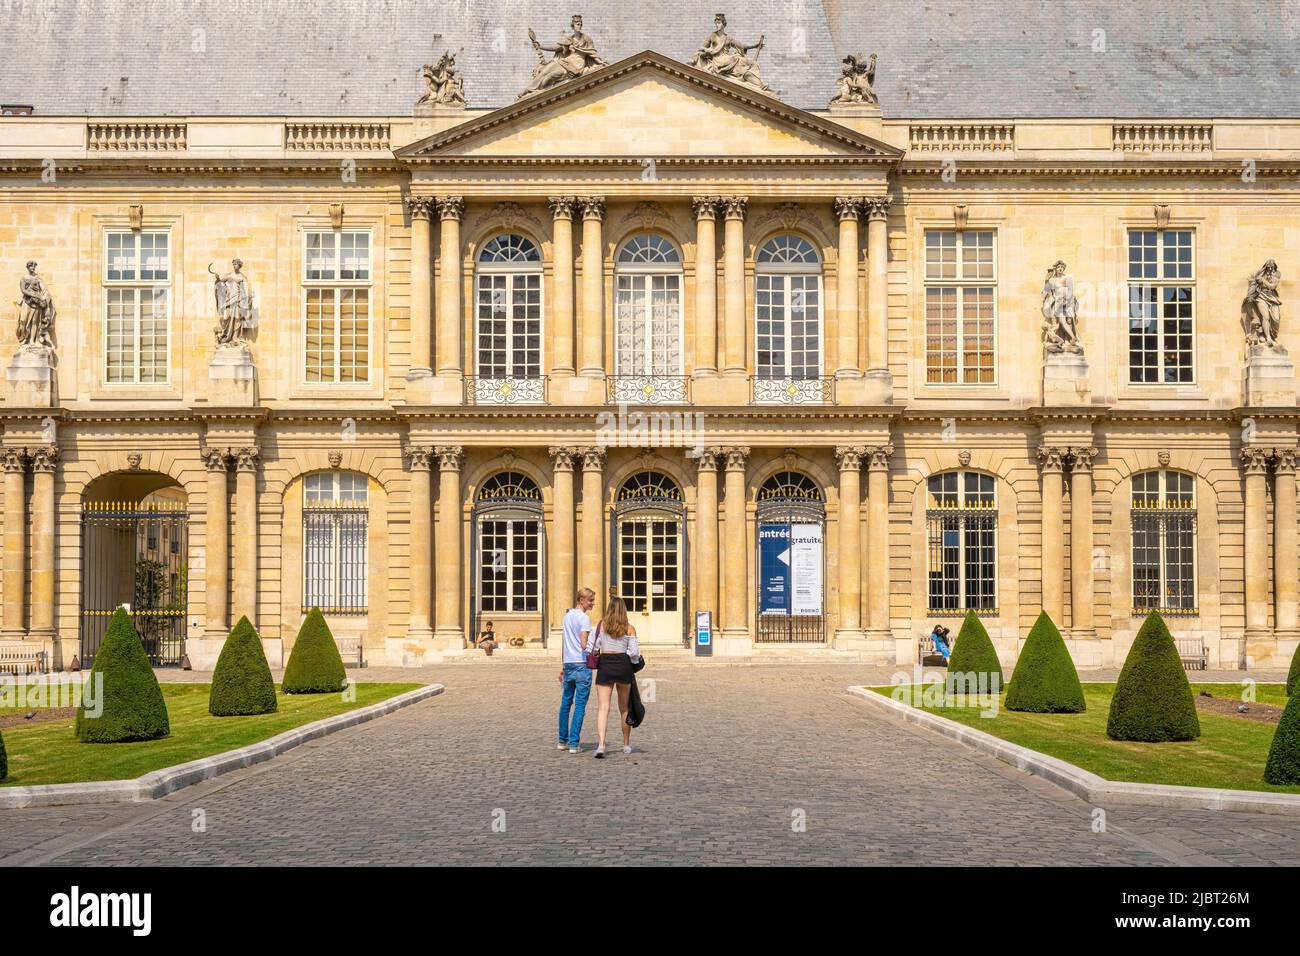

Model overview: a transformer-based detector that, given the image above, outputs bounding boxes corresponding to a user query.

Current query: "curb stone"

[849,685,1300,817]
[0,683,444,809]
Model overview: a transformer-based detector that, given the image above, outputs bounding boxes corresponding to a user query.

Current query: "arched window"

[303,471,369,614]
[614,472,684,624]
[474,234,543,403]
[758,470,824,504]
[614,234,685,403]
[1131,470,1197,615]
[757,471,826,643]
[755,235,824,403]
[926,471,996,614]
[616,471,684,505]
[476,472,542,614]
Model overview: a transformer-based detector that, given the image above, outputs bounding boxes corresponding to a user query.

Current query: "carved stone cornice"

[1068,446,1099,474]
[436,196,466,221]
[721,196,749,221]
[835,445,866,470]
[833,196,864,222]
[405,444,434,471]
[548,196,577,221]
[548,446,577,472]
[580,446,606,470]
[29,445,60,474]
[435,444,465,471]
[1275,448,1298,475]
[405,196,436,221]
[692,196,721,221]
[866,443,894,471]
[1037,444,1065,474]
[1242,446,1271,475]
[1,448,28,474]
[723,446,750,471]
[234,446,260,473]
[864,197,892,221]
[578,196,606,222]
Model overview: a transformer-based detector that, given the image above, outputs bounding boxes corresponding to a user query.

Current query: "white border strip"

[0,683,444,809]
[849,685,1300,817]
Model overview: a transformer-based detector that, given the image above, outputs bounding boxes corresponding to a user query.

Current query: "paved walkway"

[1,663,1295,866]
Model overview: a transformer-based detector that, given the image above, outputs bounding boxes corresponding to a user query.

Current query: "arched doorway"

[470,471,547,646]
[756,471,826,643]
[610,471,687,646]
[80,472,189,666]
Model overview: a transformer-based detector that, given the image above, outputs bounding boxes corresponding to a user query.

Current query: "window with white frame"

[304,230,371,383]
[1131,470,1197,615]
[926,470,997,614]
[924,230,995,384]
[755,235,822,382]
[104,230,170,384]
[1128,229,1194,383]
[303,472,369,614]
[476,472,541,614]
[476,235,543,381]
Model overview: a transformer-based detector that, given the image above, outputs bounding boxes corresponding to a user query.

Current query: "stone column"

[28,446,58,639]
[721,197,748,377]
[1243,446,1271,643]
[434,445,465,648]
[693,197,720,378]
[866,443,892,636]
[436,197,466,379]
[1275,448,1299,637]
[695,448,720,622]
[865,198,891,379]
[549,198,577,377]
[834,197,863,380]
[406,446,434,641]
[202,447,230,638]
[549,447,577,637]
[405,196,435,378]
[1,449,27,638]
[1037,445,1065,623]
[580,447,606,602]
[233,446,259,624]
[722,447,750,645]
[834,446,865,645]
[1068,446,1098,641]
[578,197,607,378]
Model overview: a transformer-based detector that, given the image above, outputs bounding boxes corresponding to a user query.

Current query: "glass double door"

[615,515,682,646]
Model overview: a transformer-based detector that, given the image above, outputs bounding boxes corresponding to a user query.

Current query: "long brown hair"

[601,597,630,638]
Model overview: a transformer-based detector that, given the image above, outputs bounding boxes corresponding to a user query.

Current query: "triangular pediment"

[397,51,900,161]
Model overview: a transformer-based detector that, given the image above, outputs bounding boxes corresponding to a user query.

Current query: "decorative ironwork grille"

[303,472,368,614]
[925,471,997,615]
[468,375,547,405]
[608,374,690,405]
[1131,470,1197,616]
[755,471,826,643]
[751,375,833,405]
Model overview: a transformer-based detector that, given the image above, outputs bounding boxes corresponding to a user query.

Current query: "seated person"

[930,624,952,663]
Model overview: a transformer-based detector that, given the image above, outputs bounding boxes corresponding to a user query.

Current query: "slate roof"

[1,0,1296,117]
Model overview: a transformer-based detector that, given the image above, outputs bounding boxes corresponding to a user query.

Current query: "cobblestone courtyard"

[2,662,1297,866]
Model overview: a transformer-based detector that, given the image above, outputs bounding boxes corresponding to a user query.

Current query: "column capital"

[834,445,866,470]
[696,448,721,473]
[1275,447,1299,474]
[723,446,750,471]
[436,196,466,221]
[721,196,749,221]
[548,196,577,221]
[833,196,865,221]
[548,446,578,472]
[30,444,60,474]
[404,444,434,471]
[692,196,721,221]
[1,447,28,473]
[435,445,465,471]
[1037,444,1065,474]
[579,446,607,471]
[1242,445,1272,474]
[1068,446,1099,473]
[578,196,606,221]
[234,446,260,473]
[865,197,892,221]
[405,196,436,220]
[866,443,894,472]
[201,446,229,472]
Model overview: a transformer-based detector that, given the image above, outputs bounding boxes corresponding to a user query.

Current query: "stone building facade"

[1,6,1299,670]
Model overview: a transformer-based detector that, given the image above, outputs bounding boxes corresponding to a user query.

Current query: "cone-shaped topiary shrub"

[1106,612,1200,741]
[75,608,170,742]
[946,610,1005,693]
[282,607,347,694]
[1005,611,1086,713]
[0,729,7,781]
[1287,642,1300,697]
[1265,690,1300,784]
[209,616,278,716]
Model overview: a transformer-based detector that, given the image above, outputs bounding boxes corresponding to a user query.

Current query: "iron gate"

[80,501,189,667]
[755,472,826,643]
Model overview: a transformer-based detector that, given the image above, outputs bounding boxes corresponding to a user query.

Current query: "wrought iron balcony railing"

[466,375,548,405]
[750,375,835,405]
[607,374,691,405]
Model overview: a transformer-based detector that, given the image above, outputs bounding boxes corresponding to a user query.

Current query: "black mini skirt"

[595,652,634,686]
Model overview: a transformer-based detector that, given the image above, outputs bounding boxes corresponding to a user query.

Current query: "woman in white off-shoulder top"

[590,596,640,758]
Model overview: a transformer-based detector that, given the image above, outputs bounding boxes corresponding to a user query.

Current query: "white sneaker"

[594,746,605,759]
[568,746,581,754]
[556,743,567,750]
[623,745,633,754]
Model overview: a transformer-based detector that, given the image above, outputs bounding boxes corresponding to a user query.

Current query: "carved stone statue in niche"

[17,260,55,351]
[210,259,253,347]
[519,14,606,99]
[418,50,466,108]
[1242,259,1284,354]
[692,13,773,94]
[1041,260,1082,355]
[829,53,878,106]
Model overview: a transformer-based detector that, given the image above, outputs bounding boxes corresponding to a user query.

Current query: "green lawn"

[869,682,1299,795]
[0,682,421,787]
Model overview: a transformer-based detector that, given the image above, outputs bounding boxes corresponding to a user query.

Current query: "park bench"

[917,634,947,667]
[0,643,47,676]
[1175,636,1207,671]
[334,635,365,668]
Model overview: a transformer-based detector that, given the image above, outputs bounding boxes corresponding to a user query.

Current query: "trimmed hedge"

[1287,641,1300,697]
[282,607,347,694]
[1106,612,1200,741]
[209,616,278,716]
[1265,690,1300,785]
[0,729,7,781]
[1005,611,1086,713]
[75,608,170,742]
[946,610,1004,692]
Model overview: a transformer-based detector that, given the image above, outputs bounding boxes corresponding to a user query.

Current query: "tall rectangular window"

[1128,229,1193,383]
[304,230,371,383]
[303,472,368,614]
[926,471,997,614]
[924,230,995,384]
[104,230,170,384]
[1131,470,1197,615]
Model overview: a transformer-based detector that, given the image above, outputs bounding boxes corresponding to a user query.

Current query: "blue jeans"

[935,638,951,662]
[558,663,592,747]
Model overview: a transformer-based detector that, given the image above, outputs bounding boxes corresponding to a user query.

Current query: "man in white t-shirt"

[557,587,597,753]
